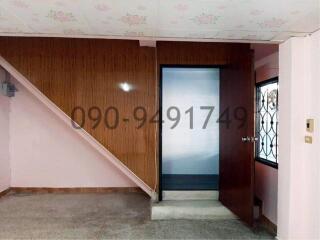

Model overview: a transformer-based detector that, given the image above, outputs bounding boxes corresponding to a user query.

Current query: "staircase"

[0,56,156,199]
[152,191,237,220]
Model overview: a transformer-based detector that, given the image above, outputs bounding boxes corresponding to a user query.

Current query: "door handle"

[242,136,250,142]
[242,136,258,143]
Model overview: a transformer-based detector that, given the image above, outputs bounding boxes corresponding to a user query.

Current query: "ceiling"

[0,0,319,43]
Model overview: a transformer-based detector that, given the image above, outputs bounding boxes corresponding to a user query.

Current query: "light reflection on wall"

[162,68,220,175]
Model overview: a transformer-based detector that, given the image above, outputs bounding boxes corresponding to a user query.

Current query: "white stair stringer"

[0,55,156,199]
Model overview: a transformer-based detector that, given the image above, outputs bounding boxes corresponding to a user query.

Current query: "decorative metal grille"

[256,79,279,165]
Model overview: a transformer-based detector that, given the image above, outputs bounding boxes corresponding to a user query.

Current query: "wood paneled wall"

[255,53,279,83]
[157,41,251,65]
[0,37,157,187]
[0,37,252,190]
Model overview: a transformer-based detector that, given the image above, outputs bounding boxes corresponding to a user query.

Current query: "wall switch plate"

[305,136,313,144]
[1,81,16,97]
[306,119,314,133]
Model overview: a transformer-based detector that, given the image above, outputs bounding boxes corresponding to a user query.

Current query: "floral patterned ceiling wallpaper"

[0,0,319,42]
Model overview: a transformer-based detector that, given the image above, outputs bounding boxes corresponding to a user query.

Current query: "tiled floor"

[0,192,274,239]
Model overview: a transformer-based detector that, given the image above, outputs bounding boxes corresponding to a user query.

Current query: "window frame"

[255,77,279,169]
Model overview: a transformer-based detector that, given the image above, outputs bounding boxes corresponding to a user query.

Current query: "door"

[219,54,255,226]
[160,66,220,191]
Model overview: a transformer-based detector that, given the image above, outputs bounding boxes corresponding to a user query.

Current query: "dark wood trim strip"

[0,188,11,198]
[10,187,143,194]
[259,215,277,235]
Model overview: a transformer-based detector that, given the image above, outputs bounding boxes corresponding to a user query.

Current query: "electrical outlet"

[305,136,313,144]
[1,81,16,97]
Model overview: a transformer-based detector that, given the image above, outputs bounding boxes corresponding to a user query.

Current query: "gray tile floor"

[0,192,274,239]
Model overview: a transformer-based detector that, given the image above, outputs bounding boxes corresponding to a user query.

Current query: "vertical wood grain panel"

[219,53,255,225]
[0,38,253,192]
[157,41,254,224]
[256,64,279,83]
[157,41,250,66]
[0,37,157,188]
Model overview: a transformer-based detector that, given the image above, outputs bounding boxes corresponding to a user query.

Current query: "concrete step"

[162,191,219,201]
[151,200,237,220]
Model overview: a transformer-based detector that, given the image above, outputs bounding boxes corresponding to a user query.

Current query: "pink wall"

[254,49,279,225]
[255,162,278,224]
[278,30,320,239]
[0,68,11,192]
[9,78,136,188]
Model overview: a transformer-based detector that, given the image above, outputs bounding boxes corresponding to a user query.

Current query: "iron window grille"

[255,78,279,168]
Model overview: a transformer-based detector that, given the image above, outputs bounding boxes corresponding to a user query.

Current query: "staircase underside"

[0,55,156,199]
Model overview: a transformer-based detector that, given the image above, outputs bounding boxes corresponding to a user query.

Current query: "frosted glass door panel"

[162,68,220,176]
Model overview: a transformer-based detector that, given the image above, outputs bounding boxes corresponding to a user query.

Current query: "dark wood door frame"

[158,59,255,226]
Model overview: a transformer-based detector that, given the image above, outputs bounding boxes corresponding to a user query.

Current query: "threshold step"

[162,190,219,200]
[151,200,237,220]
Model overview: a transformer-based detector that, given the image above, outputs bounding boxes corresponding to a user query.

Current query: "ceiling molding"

[0,32,285,44]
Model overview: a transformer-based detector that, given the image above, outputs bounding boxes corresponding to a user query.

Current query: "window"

[256,78,279,168]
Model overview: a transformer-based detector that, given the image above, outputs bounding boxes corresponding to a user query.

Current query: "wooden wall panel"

[219,52,255,225]
[0,38,253,192]
[157,41,254,224]
[157,41,251,65]
[255,55,279,83]
[0,37,157,188]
